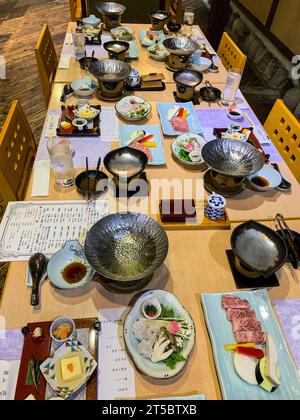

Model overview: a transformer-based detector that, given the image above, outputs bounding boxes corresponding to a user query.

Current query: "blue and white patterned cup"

[205,192,226,221]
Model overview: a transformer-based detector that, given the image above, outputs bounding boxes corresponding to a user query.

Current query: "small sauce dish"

[72,118,87,131]
[142,298,161,319]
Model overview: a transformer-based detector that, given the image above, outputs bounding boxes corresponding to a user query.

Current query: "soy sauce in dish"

[62,262,87,284]
[251,176,270,188]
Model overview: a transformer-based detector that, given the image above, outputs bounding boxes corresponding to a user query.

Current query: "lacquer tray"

[155,200,231,230]
[56,106,101,137]
[15,318,99,400]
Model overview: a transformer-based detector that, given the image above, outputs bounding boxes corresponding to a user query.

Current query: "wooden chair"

[165,0,183,22]
[69,0,83,21]
[217,32,247,72]
[35,24,58,106]
[264,99,300,183]
[0,100,36,208]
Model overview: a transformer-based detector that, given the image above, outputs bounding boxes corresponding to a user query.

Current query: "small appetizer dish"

[189,56,212,72]
[74,105,100,121]
[72,118,87,131]
[111,25,135,41]
[168,105,190,133]
[47,240,95,290]
[247,165,282,192]
[50,317,76,348]
[142,298,162,320]
[147,43,169,61]
[124,290,195,379]
[228,110,244,121]
[71,77,98,98]
[115,96,151,121]
[40,337,97,399]
[31,327,45,345]
[171,133,206,166]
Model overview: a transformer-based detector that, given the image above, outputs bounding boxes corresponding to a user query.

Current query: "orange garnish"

[67,363,74,372]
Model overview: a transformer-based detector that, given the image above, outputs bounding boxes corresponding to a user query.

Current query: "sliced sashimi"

[130,141,152,162]
[235,331,266,345]
[171,116,189,133]
[233,318,262,333]
[227,308,256,321]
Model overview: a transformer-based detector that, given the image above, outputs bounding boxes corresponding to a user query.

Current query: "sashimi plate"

[124,290,195,379]
[138,30,165,46]
[119,124,166,165]
[201,289,300,400]
[157,102,203,136]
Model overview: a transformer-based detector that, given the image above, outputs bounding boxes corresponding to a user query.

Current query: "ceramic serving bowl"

[247,165,283,192]
[75,170,109,197]
[189,56,212,72]
[47,240,95,290]
[201,139,265,178]
[71,78,98,97]
[72,118,87,131]
[50,317,77,349]
[111,25,135,41]
[74,105,100,121]
[89,59,132,99]
[96,2,126,29]
[79,56,98,70]
[82,14,101,27]
[149,10,170,31]
[173,69,203,101]
[103,40,130,61]
[231,220,288,278]
[84,213,169,284]
[104,146,148,179]
[124,289,195,379]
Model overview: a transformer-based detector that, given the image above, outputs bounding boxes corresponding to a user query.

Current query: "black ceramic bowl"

[79,56,99,70]
[75,170,109,197]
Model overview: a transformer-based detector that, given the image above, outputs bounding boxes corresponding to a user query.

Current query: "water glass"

[47,138,75,188]
[222,68,242,105]
[183,7,195,37]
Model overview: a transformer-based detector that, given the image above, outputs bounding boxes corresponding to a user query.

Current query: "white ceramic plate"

[115,96,151,121]
[171,133,207,167]
[247,165,282,191]
[124,290,195,379]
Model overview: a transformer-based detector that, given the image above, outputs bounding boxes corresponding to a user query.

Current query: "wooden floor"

[0,0,71,294]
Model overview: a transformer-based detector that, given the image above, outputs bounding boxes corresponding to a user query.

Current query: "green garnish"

[145,305,158,317]
[163,352,186,370]
[178,148,191,162]
[160,305,175,318]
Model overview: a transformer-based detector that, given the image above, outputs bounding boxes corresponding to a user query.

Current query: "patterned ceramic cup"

[205,192,226,221]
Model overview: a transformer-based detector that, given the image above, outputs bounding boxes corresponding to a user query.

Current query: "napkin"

[58,55,71,69]
[31,160,51,197]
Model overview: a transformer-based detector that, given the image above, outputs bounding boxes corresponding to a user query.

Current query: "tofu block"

[60,356,82,382]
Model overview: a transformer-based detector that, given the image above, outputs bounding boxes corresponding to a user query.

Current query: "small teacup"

[205,192,226,221]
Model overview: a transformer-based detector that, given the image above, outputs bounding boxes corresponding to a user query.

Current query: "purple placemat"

[196,108,283,163]
[0,330,24,360]
[36,110,111,169]
[273,299,300,373]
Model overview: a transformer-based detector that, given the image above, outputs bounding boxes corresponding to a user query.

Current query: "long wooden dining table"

[1,21,300,400]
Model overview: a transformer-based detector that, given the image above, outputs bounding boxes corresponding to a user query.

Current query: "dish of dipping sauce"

[61,262,88,284]
[251,176,270,188]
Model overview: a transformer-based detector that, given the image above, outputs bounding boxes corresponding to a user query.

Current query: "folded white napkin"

[31,160,51,197]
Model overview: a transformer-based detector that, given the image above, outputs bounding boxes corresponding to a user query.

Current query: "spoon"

[271,163,292,192]
[29,253,47,307]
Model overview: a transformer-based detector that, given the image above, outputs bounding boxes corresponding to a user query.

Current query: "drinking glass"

[183,7,195,37]
[47,138,75,188]
[222,68,242,105]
